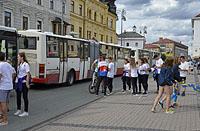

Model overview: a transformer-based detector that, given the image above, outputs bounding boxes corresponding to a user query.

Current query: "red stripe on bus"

[75,71,80,81]
[46,74,59,84]
[32,78,48,84]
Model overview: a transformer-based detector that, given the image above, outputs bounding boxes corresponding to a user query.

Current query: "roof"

[144,44,159,49]
[118,31,144,38]
[196,13,200,17]
[152,38,188,49]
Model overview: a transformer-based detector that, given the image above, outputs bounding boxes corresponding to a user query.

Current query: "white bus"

[130,48,161,66]
[0,26,18,67]
[18,30,132,85]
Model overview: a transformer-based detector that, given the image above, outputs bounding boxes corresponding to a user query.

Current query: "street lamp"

[120,9,126,46]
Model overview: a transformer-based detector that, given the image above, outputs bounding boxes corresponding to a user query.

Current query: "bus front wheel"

[67,70,75,86]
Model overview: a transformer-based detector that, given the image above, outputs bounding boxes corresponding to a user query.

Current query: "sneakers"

[18,112,29,117]
[181,91,185,96]
[165,109,174,114]
[14,110,21,116]
[159,101,164,109]
[0,121,8,126]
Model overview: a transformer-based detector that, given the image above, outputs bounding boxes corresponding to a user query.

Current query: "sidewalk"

[30,75,200,131]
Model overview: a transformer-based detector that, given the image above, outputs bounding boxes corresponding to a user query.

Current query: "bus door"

[59,39,68,83]
[0,32,17,67]
[79,42,90,79]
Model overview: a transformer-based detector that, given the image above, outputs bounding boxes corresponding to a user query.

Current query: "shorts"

[159,81,172,86]
[0,90,10,102]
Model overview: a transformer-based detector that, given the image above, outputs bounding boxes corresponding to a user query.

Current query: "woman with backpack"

[14,52,31,117]
[151,57,175,114]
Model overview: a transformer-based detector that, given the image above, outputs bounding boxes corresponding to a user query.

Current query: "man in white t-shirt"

[107,57,114,94]
[179,56,189,96]
[0,52,15,126]
[153,55,164,93]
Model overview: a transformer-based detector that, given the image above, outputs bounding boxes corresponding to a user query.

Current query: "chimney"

[159,37,163,41]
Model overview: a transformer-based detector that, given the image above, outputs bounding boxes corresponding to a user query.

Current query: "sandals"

[151,108,156,113]
[0,121,8,126]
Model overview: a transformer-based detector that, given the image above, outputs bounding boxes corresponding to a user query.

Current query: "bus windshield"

[18,36,37,50]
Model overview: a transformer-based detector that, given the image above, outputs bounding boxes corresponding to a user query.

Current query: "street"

[0,78,122,131]
[0,74,200,131]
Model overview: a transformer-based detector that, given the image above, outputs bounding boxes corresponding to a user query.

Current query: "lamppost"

[61,0,65,35]
[120,9,126,46]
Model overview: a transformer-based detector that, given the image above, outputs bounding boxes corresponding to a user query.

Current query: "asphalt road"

[0,78,122,131]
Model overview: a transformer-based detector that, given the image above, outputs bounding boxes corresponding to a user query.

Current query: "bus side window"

[130,50,135,57]
[24,37,28,49]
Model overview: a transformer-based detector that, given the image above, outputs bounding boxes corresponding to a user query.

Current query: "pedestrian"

[6,59,16,112]
[107,57,114,95]
[0,52,15,126]
[151,57,174,114]
[14,52,31,117]
[130,58,138,95]
[153,55,164,93]
[179,56,189,96]
[95,54,108,96]
[158,57,181,109]
[122,58,131,92]
[143,58,150,94]
[137,58,143,94]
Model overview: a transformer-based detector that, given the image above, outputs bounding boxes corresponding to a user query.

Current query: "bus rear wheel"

[67,70,75,86]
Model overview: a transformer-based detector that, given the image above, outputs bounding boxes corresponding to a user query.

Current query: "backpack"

[158,67,173,86]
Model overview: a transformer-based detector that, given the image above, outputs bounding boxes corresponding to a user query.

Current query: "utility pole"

[61,0,65,35]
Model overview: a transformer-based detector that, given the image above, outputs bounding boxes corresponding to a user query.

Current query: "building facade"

[192,13,200,58]
[118,31,145,49]
[152,37,188,58]
[0,0,70,35]
[144,44,160,52]
[70,0,117,43]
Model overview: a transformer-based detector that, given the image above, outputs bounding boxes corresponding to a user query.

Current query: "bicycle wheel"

[89,81,96,94]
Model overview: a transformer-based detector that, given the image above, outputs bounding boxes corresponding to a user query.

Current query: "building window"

[23,16,28,30]
[94,12,97,21]
[87,31,91,39]
[50,0,54,9]
[4,11,11,27]
[100,34,103,41]
[94,32,97,37]
[52,23,56,34]
[111,19,113,29]
[79,27,82,38]
[111,37,113,43]
[88,9,92,19]
[37,20,42,30]
[71,1,74,12]
[79,5,82,16]
[71,25,74,32]
[101,15,103,24]
[135,43,138,47]
[126,43,129,47]
[37,0,42,5]
[106,35,108,43]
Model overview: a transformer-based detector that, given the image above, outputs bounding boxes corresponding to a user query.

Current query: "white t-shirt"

[16,62,30,83]
[0,62,14,90]
[139,64,149,75]
[130,67,138,77]
[156,58,164,74]
[124,63,130,77]
[179,61,189,77]
[107,62,114,78]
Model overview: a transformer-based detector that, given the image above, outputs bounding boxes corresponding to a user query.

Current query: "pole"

[121,17,123,46]
[61,0,64,35]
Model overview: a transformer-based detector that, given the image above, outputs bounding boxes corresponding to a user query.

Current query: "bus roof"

[18,30,89,42]
[0,26,17,32]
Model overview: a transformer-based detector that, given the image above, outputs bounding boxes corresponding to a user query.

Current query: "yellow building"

[70,0,117,44]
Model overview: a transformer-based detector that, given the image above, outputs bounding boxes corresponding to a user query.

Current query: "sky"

[116,0,200,46]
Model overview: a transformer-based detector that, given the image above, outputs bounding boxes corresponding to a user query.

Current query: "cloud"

[116,0,200,47]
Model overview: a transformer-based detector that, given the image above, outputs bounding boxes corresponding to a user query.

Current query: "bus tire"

[67,70,75,86]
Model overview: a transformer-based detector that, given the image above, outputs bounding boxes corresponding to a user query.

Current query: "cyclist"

[91,56,100,86]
